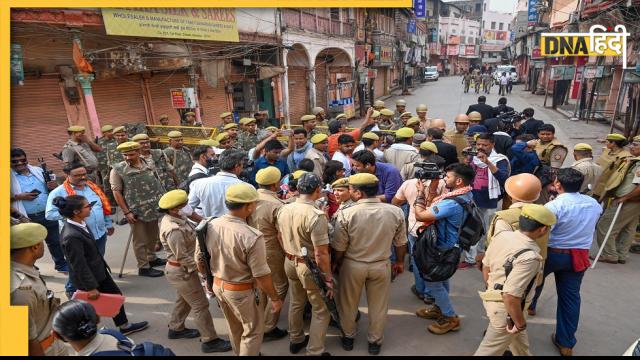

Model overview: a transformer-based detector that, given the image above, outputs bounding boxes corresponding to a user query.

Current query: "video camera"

[414,162,443,181]
[238,159,255,183]
[206,158,220,176]
[462,147,479,157]
[496,110,522,123]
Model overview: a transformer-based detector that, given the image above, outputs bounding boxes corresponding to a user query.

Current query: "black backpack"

[449,197,485,251]
[414,223,462,282]
[177,172,209,194]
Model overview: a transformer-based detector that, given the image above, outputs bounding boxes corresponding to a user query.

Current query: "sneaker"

[149,258,167,267]
[168,328,200,339]
[368,342,381,355]
[202,338,232,353]
[263,327,288,341]
[411,285,425,301]
[289,335,309,354]
[457,261,475,270]
[340,336,354,351]
[416,305,442,320]
[119,321,149,336]
[427,316,461,335]
[138,268,164,277]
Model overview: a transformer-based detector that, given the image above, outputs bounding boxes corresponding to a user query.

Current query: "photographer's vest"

[444,130,468,162]
[487,207,549,260]
[535,139,568,168]
[113,160,163,222]
[600,156,640,200]
[593,149,632,200]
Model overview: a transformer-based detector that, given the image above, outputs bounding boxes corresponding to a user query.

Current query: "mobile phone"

[281,129,293,136]
[30,189,42,195]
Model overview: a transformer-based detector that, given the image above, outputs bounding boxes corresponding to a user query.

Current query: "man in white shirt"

[332,134,357,176]
[499,72,509,96]
[188,149,246,217]
[354,132,384,162]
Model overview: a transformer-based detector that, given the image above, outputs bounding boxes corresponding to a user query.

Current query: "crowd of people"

[9,98,640,356]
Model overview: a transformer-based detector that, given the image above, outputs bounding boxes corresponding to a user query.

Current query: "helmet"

[396,99,407,106]
[373,100,385,108]
[468,111,482,121]
[505,174,542,202]
[416,104,428,112]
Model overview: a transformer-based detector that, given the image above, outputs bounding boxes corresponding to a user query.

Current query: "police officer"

[62,126,101,182]
[333,173,407,355]
[305,134,329,180]
[157,190,232,353]
[594,135,640,264]
[534,124,568,170]
[593,133,632,199]
[247,167,289,341]
[237,117,260,151]
[395,99,407,122]
[10,223,70,356]
[96,125,116,199]
[106,126,128,171]
[373,100,385,111]
[486,174,547,260]
[110,141,166,277]
[444,114,469,162]
[200,183,283,356]
[218,112,235,132]
[475,204,556,356]
[416,104,430,131]
[570,143,602,195]
[163,131,193,186]
[312,107,327,125]
[467,111,482,127]
[377,109,395,131]
[133,133,178,191]
[182,111,201,127]
[222,123,241,149]
[276,173,333,356]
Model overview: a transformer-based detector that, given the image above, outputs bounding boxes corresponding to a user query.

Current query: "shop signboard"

[10,44,24,85]
[583,65,604,79]
[447,45,459,56]
[171,88,197,108]
[528,0,540,26]
[414,0,426,18]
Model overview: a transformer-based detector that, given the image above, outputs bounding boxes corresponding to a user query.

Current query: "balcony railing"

[283,9,354,37]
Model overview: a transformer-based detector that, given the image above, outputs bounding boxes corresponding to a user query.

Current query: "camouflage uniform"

[141,149,176,191]
[162,146,193,186]
[106,141,125,169]
[237,131,260,151]
[96,137,117,200]
[110,159,164,269]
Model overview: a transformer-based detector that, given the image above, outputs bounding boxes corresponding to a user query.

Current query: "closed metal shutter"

[92,74,147,127]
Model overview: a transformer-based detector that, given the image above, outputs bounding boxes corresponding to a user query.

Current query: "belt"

[285,253,305,264]
[548,248,572,255]
[214,277,254,291]
[40,334,55,350]
[27,211,46,218]
[167,260,181,267]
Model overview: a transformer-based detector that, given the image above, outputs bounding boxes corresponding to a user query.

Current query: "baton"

[118,227,134,278]
[591,202,623,269]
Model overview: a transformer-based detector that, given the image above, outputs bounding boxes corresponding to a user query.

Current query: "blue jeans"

[29,213,67,271]
[65,234,107,295]
[528,251,585,349]
[424,280,455,317]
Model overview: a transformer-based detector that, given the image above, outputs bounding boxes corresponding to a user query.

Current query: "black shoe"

[340,336,354,351]
[119,321,149,336]
[263,327,288,341]
[149,258,167,267]
[618,259,626,264]
[138,268,164,277]
[201,338,232,353]
[168,328,200,339]
[368,342,381,355]
[289,335,309,354]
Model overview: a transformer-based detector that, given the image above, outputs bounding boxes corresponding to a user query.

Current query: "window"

[468,36,474,44]
[476,3,481,12]
[330,8,340,21]
[499,23,503,30]
[491,22,496,30]
[508,24,511,31]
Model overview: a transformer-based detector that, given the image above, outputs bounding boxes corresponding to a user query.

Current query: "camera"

[414,162,443,180]
[462,148,479,157]
[497,110,522,123]
[238,159,255,183]
[206,158,220,176]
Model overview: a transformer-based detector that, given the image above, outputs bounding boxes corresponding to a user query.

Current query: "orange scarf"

[63,179,113,216]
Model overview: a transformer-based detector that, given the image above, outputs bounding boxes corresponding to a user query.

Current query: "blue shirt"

[188,172,245,217]
[431,192,473,249]
[46,184,113,239]
[510,142,540,175]
[374,162,403,203]
[15,172,49,214]
[252,156,290,186]
[545,192,602,249]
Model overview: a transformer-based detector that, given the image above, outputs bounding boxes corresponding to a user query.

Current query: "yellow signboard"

[102,8,239,42]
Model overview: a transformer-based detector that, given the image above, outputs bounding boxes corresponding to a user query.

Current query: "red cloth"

[328,129,361,158]
[326,193,339,219]
[570,249,591,272]
[63,179,112,216]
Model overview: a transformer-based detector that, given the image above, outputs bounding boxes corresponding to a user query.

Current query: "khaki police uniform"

[535,139,568,169]
[383,147,420,171]
[75,333,125,355]
[159,214,219,343]
[332,199,407,344]
[596,156,640,261]
[203,214,271,356]
[593,148,632,199]
[247,189,288,332]
[305,147,328,180]
[486,202,549,260]
[571,158,602,195]
[10,261,69,356]
[475,231,543,356]
[444,130,469,163]
[276,198,331,356]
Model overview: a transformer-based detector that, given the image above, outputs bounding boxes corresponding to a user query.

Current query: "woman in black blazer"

[54,195,149,336]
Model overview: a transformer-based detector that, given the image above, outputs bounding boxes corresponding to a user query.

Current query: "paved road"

[37,75,639,356]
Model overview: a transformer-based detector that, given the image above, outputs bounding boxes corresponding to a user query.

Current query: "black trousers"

[96,272,128,327]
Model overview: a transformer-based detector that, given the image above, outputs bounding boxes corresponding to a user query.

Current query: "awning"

[259,66,286,80]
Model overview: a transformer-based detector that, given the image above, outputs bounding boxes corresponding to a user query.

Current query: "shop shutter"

[374,68,387,100]
[287,66,308,124]
[10,76,70,174]
[147,71,190,126]
[92,74,147,127]
[315,63,328,110]
[198,77,231,128]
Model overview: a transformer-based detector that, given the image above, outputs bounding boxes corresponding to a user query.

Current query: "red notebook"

[72,291,125,318]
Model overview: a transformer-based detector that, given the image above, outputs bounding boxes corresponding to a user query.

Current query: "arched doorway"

[286,44,311,124]
[314,48,354,119]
